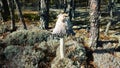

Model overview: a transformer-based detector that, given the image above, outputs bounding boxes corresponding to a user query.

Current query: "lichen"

[3,45,45,68]
[5,29,51,45]
[0,24,7,34]
[51,57,77,68]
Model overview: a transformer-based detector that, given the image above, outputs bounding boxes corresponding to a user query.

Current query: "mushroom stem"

[60,37,65,59]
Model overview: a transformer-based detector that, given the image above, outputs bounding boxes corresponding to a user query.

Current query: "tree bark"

[54,0,59,9]
[14,0,27,29]
[89,0,100,50]
[1,0,10,21]
[65,0,74,21]
[86,0,89,11]
[63,0,67,12]
[0,0,3,22]
[7,0,16,31]
[39,0,49,29]
[98,0,101,11]
[71,0,75,19]
[0,12,3,23]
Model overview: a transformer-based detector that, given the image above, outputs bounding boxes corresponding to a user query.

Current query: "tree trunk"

[71,0,75,19]
[66,0,76,21]
[1,0,10,21]
[59,0,63,9]
[54,0,59,9]
[98,0,101,11]
[0,0,3,22]
[14,0,27,29]
[104,0,114,35]
[86,0,89,11]
[89,0,100,50]
[63,0,67,12]
[0,12,3,23]
[65,0,73,21]
[54,0,64,9]
[7,0,16,31]
[39,0,49,29]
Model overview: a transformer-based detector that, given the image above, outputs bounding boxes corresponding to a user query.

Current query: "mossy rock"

[5,29,51,45]
[3,45,45,68]
[38,39,59,53]
[3,38,60,68]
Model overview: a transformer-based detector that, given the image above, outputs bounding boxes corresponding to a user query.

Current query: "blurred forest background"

[0,0,120,68]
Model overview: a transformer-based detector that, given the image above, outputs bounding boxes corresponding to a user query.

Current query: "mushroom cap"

[52,13,75,37]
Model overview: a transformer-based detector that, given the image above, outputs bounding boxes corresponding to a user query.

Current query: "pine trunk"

[63,0,67,12]
[14,0,27,29]
[39,0,49,29]
[0,0,3,22]
[89,0,99,50]
[0,12,3,22]
[71,0,75,19]
[1,0,10,21]
[104,0,114,35]
[54,0,59,9]
[7,0,16,31]
[65,0,73,21]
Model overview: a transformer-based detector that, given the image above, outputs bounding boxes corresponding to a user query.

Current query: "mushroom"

[52,13,74,59]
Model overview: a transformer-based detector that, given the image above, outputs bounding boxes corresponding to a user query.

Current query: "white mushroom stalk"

[60,37,65,59]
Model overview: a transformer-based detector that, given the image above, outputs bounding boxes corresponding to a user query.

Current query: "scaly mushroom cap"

[52,13,75,37]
